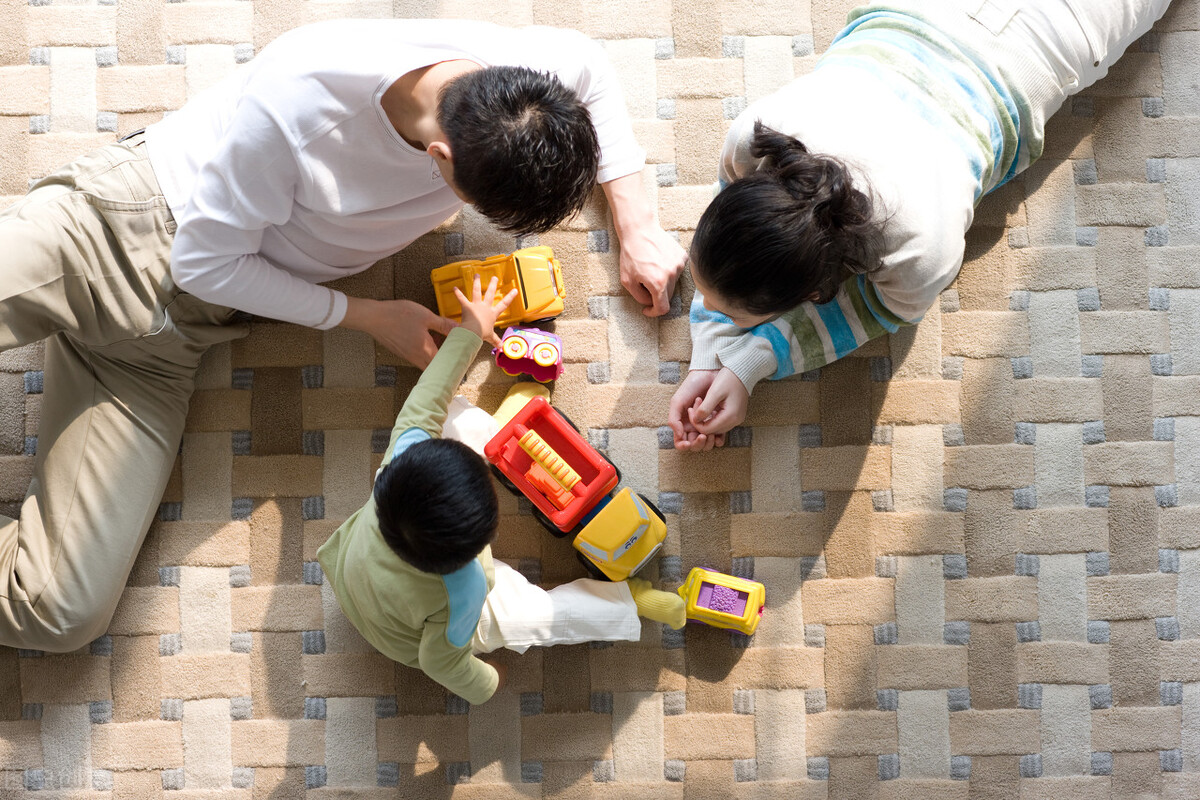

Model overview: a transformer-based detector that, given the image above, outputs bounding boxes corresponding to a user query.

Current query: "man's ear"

[427,140,453,164]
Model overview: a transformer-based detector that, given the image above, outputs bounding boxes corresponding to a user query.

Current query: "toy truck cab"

[573,488,667,582]
[678,567,766,635]
[484,395,617,534]
[432,246,565,327]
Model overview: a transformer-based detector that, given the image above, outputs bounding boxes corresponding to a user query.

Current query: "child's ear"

[427,140,453,164]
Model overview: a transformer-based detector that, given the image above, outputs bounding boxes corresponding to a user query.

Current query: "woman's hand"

[667,367,750,451]
[340,297,457,369]
[454,275,518,345]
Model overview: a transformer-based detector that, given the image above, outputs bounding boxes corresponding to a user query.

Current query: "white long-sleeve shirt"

[146,19,645,329]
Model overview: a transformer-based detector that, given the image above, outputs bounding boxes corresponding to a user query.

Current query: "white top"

[147,19,645,329]
[719,67,977,325]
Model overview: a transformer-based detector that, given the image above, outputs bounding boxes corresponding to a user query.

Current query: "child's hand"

[667,367,748,451]
[454,275,518,346]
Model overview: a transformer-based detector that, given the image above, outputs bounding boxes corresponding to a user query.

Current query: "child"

[668,0,1172,450]
[317,276,685,704]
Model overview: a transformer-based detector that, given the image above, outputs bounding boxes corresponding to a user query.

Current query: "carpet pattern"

[2,0,1200,797]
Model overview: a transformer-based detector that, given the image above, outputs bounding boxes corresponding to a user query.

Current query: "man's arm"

[602,173,687,317]
[546,32,686,316]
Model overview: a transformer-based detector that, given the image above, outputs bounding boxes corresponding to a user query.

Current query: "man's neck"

[381,60,481,151]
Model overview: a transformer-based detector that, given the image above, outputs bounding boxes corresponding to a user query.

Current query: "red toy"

[484,395,618,535]
[493,326,563,383]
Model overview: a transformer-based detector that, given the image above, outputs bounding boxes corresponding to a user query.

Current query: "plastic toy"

[677,567,766,635]
[572,487,667,582]
[485,394,618,534]
[431,246,565,327]
[494,326,563,383]
[485,388,667,581]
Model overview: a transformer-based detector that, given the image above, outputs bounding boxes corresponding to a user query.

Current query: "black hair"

[437,65,600,235]
[373,438,499,575]
[690,121,885,315]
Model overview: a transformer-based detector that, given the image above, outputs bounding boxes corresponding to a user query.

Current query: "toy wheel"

[638,493,667,523]
[576,551,613,582]
[501,336,528,360]
[532,505,571,539]
[532,316,559,325]
[531,341,560,367]
[489,464,518,494]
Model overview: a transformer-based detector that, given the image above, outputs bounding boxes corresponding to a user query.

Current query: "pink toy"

[493,326,564,383]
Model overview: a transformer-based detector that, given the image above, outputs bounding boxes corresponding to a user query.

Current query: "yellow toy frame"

[677,567,766,635]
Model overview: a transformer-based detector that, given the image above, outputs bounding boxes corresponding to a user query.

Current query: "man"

[0,18,685,650]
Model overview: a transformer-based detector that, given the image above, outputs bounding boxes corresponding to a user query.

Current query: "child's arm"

[380,277,518,466]
[417,617,500,705]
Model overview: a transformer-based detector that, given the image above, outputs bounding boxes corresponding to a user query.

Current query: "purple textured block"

[697,582,748,616]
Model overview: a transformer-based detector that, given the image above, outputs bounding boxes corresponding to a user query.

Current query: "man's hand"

[339,297,457,369]
[667,367,750,452]
[619,224,687,317]
[454,275,518,346]
[602,172,687,317]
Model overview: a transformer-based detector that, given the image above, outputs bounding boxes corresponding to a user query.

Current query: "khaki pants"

[0,136,245,651]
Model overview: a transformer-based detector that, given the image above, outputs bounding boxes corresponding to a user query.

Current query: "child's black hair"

[690,121,886,314]
[373,438,499,575]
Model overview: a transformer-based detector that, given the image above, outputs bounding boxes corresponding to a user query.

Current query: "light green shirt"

[317,327,499,704]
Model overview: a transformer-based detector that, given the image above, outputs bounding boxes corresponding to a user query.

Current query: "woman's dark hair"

[373,438,499,575]
[691,121,885,314]
[438,66,600,235]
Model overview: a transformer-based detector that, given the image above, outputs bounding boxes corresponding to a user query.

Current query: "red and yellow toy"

[432,246,565,327]
[677,567,766,635]
[486,388,667,581]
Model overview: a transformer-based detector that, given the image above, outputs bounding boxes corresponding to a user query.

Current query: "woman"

[669,0,1172,450]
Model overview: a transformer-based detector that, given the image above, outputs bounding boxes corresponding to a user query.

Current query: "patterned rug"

[1,0,1198,797]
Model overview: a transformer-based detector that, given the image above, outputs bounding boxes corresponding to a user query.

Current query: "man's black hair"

[374,438,499,575]
[438,65,600,235]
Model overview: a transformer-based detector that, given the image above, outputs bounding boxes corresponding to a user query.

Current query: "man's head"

[436,65,600,235]
[374,438,499,574]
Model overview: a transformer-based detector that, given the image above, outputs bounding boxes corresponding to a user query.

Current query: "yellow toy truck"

[677,567,766,635]
[431,246,565,327]
[572,488,667,582]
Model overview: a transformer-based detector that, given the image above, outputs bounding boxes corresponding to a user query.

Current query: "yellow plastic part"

[518,428,580,492]
[502,336,529,360]
[676,567,766,635]
[531,341,560,367]
[491,383,550,430]
[574,489,666,582]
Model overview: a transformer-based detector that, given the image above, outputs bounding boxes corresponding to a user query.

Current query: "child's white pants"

[472,561,642,654]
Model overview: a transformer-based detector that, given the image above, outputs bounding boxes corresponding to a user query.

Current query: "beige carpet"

[2,0,1200,797]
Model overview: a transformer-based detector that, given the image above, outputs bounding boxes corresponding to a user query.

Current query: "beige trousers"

[0,136,245,651]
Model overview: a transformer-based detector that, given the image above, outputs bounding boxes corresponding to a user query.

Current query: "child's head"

[689,121,884,320]
[374,438,500,574]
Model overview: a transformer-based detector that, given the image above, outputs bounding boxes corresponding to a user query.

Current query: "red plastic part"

[484,395,618,532]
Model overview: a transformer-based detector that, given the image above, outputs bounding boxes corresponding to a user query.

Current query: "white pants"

[882,0,1172,170]
[472,561,642,654]
[440,396,644,653]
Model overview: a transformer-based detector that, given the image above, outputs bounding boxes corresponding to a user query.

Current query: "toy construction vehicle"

[485,392,666,582]
[677,567,766,635]
[494,326,563,383]
[432,246,565,327]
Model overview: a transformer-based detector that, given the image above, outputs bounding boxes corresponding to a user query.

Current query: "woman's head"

[690,122,884,321]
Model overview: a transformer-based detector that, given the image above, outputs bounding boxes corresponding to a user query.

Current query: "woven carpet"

[2,0,1199,797]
